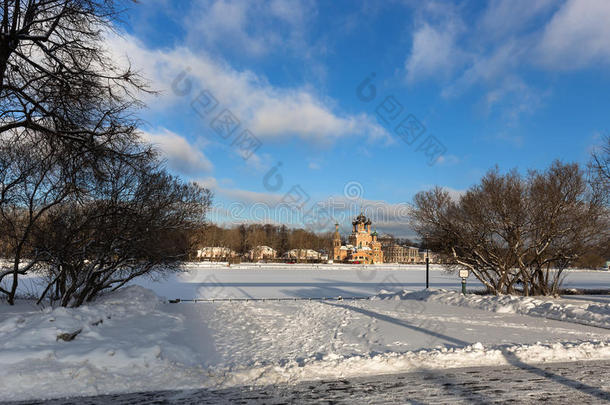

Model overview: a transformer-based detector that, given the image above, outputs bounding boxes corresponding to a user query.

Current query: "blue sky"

[108,0,610,236]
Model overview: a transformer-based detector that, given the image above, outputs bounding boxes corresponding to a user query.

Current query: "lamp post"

[425,234,429,289]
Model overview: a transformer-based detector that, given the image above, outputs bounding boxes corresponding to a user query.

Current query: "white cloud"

[478,0,555,42]
[185,0,314,58]
[409,0,610,95]
[195,177,284,207]
[492,131,524,148]
[441,40,523,99]
[442,186,465,202]
[308,161,321,170]
[436,154,460,166]
[482,76,548,125]
[405,22,464,83]
[140,128,213,175]
[221,188,284,206]
[196,176,219,189]
[404,3,553,126]
[104,32,390,145]
[536,0,610,69]
[402,0,610,127]
[186,0,266,56]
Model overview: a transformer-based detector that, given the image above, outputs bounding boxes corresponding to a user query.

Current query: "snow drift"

[375,289,610,329]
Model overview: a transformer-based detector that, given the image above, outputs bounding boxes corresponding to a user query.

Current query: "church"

[332,213,384,264]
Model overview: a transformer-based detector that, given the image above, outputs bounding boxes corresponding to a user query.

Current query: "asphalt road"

[10,360,610,404]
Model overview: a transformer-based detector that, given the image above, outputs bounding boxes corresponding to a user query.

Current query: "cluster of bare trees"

[411,161,609,296]
[0,1,212,306]
[191,223,333,257]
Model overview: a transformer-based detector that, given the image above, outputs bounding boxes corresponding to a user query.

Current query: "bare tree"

[522,162,607,294]
[1,1,147,153]
[411,178,521,294]
[411,161,608,296]
[590,134,609,204]
[0,130,74,304]
[0,1,172,304]
[32,155,212,307]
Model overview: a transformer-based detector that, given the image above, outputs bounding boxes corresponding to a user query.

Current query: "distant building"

[382,244,408,263]
[382,244,420,263]
[377,234,395,247]
[283,249,323,260]
[196,247,237,260]
[332,213,384,264]
[248,245,277,261]
[419,250,439,264]
[407,247,420,263]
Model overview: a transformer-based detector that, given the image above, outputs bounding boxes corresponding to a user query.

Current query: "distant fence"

[169,296,372,303]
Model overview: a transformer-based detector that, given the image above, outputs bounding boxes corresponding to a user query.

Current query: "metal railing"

[168,296,373,303]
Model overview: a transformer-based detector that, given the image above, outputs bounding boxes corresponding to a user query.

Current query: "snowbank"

[225,340,610,386]
[375,289,610,329]
[0,286,213,401]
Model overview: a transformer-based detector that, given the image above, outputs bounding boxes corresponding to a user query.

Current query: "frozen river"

[131,263,610,300]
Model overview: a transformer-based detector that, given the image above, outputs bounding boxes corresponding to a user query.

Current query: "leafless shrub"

[32,156,211,307]
[411,161,608,295]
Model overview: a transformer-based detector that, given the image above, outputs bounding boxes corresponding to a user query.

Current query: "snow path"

[161,299,610,388]
[196,299,609,362]
[12,360,609,404]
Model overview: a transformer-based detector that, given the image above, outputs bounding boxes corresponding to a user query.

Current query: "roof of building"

[251,245,276,251]
[352,213,372,225]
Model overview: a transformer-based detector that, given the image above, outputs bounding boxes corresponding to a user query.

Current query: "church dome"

[352,213,369,225]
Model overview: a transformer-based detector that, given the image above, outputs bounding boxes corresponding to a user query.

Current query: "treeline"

[411,156,610,296]
[0,1,211,306]
[189,224,420,258]
[191,224,333,256]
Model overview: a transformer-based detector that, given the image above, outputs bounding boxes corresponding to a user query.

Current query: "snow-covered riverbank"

[1,282,609,401]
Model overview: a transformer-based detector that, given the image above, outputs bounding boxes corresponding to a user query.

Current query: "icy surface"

[8,263,610,301]
[130,263,610,300]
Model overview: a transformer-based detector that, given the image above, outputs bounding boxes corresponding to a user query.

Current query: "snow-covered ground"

[1,264,609,401]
